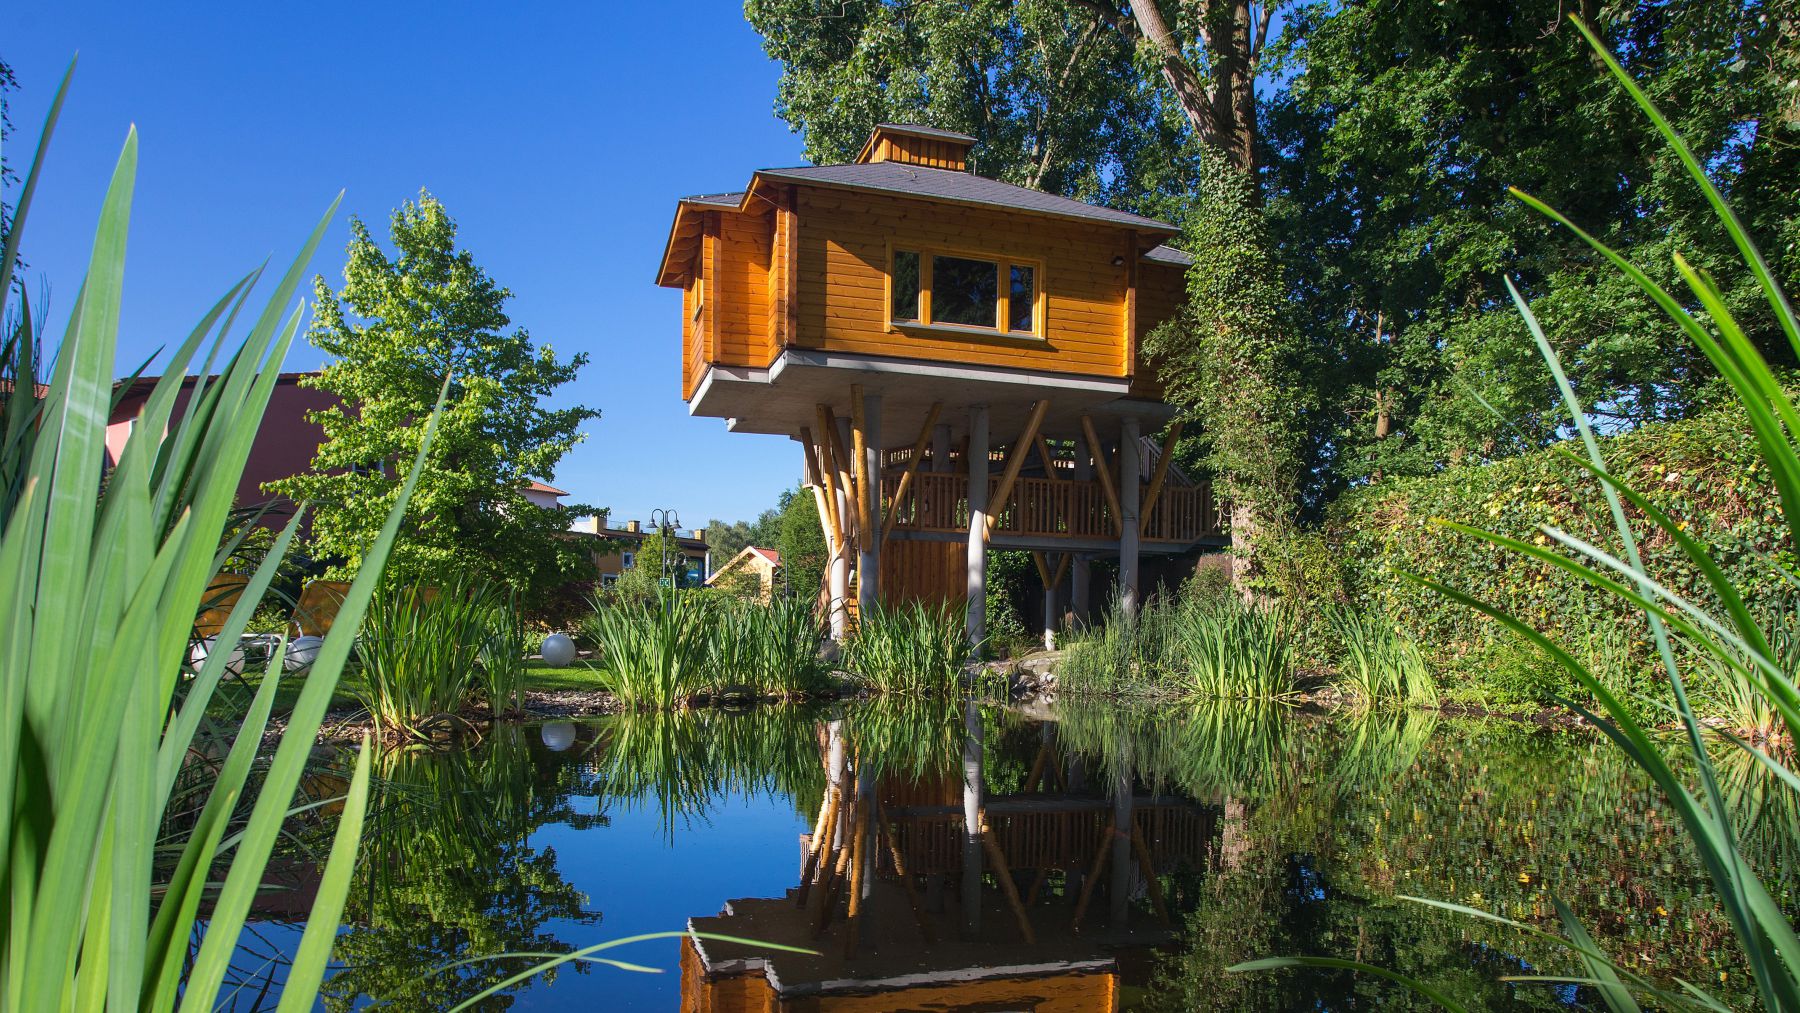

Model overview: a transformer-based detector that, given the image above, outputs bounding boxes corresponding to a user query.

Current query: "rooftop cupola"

[854,123,975,171]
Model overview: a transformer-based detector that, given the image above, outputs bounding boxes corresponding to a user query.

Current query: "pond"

[230,701,1791,1010]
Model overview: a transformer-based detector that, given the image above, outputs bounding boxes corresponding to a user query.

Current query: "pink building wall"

[106,373,341,525]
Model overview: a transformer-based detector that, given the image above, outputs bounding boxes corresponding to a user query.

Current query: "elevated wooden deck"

[881,472,1225,548]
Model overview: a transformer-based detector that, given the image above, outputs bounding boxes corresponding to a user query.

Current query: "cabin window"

[1009,265,1035,333]
[888,247,1043,337]
[931,255,999,327]
[891,250,921,322]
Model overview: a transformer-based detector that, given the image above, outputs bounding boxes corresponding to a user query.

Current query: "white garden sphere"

[540,720,577,752]
[541,633,577,668]
[189,637,246,677]
[284,635,325,671]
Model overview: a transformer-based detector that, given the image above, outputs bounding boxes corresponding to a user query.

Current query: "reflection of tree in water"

[1129,711,1789,1010]
[321,724,606,1011]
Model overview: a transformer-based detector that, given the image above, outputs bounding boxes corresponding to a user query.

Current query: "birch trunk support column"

[1043,571,1059,651]
[856,389,882,614]
[931,423,952,473]
[965,404,990,651]
[834,415,857,628]
[1119,417,1142,614]
[961,697,985,934]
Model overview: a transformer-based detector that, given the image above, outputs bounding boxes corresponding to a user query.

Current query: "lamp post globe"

[285,635,325,671]
[541,633,577,668]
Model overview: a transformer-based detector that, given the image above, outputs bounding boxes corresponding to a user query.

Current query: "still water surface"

[238,701,1789,1010]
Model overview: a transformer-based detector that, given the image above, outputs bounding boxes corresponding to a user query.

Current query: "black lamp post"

[649,508,681,599]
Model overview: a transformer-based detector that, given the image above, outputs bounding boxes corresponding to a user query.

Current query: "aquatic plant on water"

[0,67,439,1009]
[1329,606,1439,707]
[843,598,967,695]
[1237,22,1800,1009]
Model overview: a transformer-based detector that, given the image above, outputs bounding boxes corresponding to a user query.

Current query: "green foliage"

[981,549,1037,658]
[1327,396,1790,709]
[324,725,600,1010]
[1266,0,1796,498]
[1060,595,1299,700]
[269,191,600,605]
[703,593,833,696]
[742,0,1195,213]
[705,497,784,566]
[1328,606,1439,707]
[581,593,712,709]
[1250,28,1800,1008]
[355,573,527,736]
[843,599,967,695]
[0,73,429,1009]
[1145,154,1310,563]
[775,486,828,600]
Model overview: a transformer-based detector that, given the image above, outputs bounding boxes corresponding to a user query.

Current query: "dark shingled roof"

[753,162,1178,233]
[682,191,745,207]
[873,123,977,144]
[1144,244,1193,266]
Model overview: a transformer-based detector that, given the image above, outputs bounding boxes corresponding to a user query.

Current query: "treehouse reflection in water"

[269,701,1782,1010]
[681,701,1219,1012]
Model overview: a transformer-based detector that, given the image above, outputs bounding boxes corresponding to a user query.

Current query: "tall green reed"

[1329,606,1439,707]
[582,592,712,708]
[1238,21,1800,1010]
[1059,595,1298,700]
[0,66,440,1010]
[704,593,833,696]
[843,599,967,695]
[356,573,523,736]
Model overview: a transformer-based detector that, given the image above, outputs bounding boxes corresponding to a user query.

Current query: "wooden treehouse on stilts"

[658,124,1225,644]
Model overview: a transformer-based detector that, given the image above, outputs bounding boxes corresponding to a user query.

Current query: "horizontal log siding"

[712,209,775,369]
[795,187,1129,377]
[1131,260,1185,399]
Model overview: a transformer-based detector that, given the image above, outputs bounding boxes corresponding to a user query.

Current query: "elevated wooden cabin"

[658,123,1224,642]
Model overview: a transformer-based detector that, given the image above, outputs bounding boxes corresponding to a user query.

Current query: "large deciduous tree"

[272,191,599,601]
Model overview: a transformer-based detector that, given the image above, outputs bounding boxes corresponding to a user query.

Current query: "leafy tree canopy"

[271,191,600,601]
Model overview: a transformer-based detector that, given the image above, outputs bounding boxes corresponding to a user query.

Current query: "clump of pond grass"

[1171,598,1298,700]
[356,573,524,736]
[706,594,833,696]
[1329,606,1439,707]
[582,592,712,708]
[844,599,966,695]
[1059,595,1298,700]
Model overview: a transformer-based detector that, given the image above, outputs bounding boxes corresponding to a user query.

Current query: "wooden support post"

[797,785,840,905]
[852,387,882,613]
[980,814,1037,944]
[1043,553,1061,651]
[1036,434,1061,479]
[965,405,990,651]
[843,800,870,957]
[832,414,858,622]
[1080,415,1122,535]
[814,409,852,639]
[1071,555,1091,627]
[881,401,943,545]
[1119,416,1142,615]
[1139,420,1184,537]
[985,399,1051,539]
[803,423,843,554]
[879,803,936,943]
[1071,820,1117,932]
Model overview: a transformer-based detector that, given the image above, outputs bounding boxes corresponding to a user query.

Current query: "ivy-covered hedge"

[1326,400,1792,703]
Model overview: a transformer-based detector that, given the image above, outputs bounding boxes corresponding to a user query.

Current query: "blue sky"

[8,1,806,529]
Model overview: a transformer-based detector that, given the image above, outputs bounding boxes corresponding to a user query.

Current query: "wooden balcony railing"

[881,472,1224,544]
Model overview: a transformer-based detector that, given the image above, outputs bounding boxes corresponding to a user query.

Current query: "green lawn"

[204,659,604,719]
